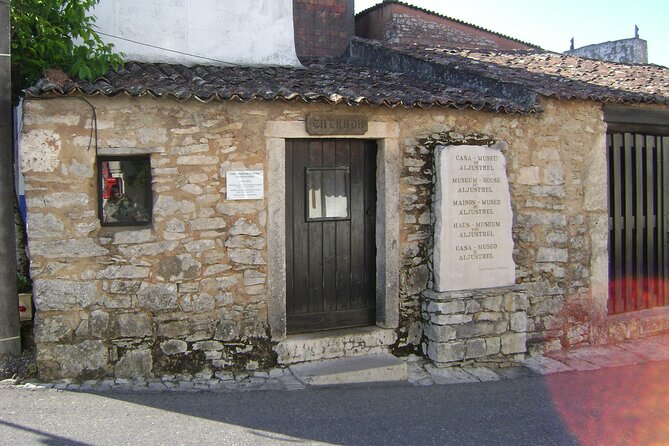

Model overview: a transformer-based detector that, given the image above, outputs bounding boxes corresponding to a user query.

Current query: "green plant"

[10,0,124,101]
[17,274,32,294]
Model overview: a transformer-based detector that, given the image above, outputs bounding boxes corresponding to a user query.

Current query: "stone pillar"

[422,287,528,367]
[423,143,527,367]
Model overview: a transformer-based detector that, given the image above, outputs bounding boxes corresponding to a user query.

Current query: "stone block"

[475,312,503,322]
[160,340,188,355]
[229,219,261,236]
[156,255,201,281]
[115,349,153,378]
[403,265,429,296]
[530,185,566,198]
[21,128,62,172]
[154,196,196,215]
[39,340,108,379]
[427,341,465,363]
[27,213,65,238]
[228,248,266,265]
[537,247,569,263]
[137,283,178,311]
[30,239,109,258]
[510,312,528,333]
[119,241,179,258]
[189,294,216,312]
[425,300,465,315]
[102,295,132,309]
[542,163,565,185]
[116,313,152,338]
[516,166,540,185]
[34,314,77,342]
[224,235,264,249]
[112,229,155,245]
[108,281,142,294]
[184,240,216,253]
[456,321,496,339]
[465,339,487,359]
[97,266,150,280]
[423,324,457,342]
[482,295,503,311]
[486,337,501,355]
[33,280,97,310]
[193,340,223,351]
[90,310,110,338]
[157,321,189,338]
[190,218,228,231]
[501,332,527,354]
[430,314,473,325]
[177,155,219,165]
[465,300,482,313]
[214,319,241,341]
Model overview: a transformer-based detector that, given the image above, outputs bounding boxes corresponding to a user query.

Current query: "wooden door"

[286,139,376,333]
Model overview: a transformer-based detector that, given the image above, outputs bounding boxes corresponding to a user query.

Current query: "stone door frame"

[265,120,401,341]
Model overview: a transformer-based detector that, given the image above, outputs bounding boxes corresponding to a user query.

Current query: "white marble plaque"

[226,170,264,200]
[434,144,515,292]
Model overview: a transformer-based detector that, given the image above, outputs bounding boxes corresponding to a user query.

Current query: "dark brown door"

[286,139,376,333]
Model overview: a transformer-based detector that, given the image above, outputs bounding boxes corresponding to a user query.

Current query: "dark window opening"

[98,156,152,226]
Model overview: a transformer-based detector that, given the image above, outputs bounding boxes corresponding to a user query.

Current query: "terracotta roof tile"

[26,38,669,114]
[26,59,536,113]
[378,41,669,104]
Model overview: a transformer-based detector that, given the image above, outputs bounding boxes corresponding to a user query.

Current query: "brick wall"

[293,0,354,58]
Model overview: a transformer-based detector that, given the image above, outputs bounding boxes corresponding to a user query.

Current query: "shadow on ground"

[95,377,578,446]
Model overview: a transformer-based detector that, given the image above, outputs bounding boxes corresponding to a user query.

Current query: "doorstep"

[289,353,408,386]
[274,326,397,365]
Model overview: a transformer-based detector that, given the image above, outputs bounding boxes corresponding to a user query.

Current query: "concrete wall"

[355,3,536,50]
[92,0,302,67]
[566,38,648,64]
[20,95,669,380]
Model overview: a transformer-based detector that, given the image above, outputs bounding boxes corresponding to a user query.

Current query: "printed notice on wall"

[433,144,515,292]
[226,170,264,200]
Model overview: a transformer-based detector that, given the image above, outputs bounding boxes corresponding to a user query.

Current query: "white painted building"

[92,0,302,67]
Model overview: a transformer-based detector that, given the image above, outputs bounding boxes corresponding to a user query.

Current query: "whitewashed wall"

[93,0,302,67]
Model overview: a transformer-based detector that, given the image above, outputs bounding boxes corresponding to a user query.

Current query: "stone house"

[18,3,669,381]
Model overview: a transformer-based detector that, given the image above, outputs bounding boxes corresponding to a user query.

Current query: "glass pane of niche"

[306,167,350,221]
[99,156,152,226]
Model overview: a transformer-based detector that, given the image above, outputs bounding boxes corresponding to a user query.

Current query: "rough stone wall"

[356,4,535,50]
[566,38,648,64]
[21,98,276,381]
[394,101,609,356]
[385,13,499,48]
[293,0,354,58]
[22,96,612,379]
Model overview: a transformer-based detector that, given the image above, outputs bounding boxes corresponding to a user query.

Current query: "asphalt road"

[1,360,668,446]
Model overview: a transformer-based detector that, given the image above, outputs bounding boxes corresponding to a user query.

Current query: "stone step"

[289,353,408,386]
[274,326,397,365]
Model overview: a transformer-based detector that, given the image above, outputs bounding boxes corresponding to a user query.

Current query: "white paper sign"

[226,170,264,200]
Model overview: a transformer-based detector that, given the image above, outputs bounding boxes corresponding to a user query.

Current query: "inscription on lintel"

[306,114,368,135]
